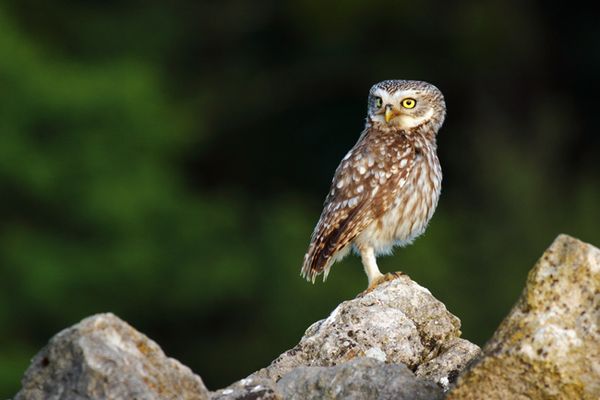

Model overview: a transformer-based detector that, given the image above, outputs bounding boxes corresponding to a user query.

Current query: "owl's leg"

[360,246,383,287]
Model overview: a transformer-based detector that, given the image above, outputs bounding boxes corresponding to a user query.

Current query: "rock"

[276,357,443,400]
[415,338,481,391]
[13,234,600,399]
[447,234,600,400]
[251,273,480,390]
[14,313,209,400]
[211,377,282,400]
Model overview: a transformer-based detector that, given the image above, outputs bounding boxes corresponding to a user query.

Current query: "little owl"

[301,79,446,289]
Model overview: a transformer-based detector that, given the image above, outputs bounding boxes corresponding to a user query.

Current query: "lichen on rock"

[447,234,600,399]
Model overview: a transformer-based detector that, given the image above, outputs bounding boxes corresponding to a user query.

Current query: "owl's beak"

[384,105,400,123]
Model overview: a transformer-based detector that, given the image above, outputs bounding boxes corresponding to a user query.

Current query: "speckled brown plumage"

[301,80,446,287]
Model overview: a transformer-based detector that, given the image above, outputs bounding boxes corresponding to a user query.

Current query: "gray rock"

[447,234,600,400]
[415,338,481,391]
[14,313,209,400]
[277,357,443,400]
[251,273,480,390]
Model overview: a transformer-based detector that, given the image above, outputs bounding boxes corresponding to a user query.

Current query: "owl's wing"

[301,131,416,282]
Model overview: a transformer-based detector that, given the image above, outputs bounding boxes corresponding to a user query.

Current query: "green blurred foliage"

[0,1,599,397]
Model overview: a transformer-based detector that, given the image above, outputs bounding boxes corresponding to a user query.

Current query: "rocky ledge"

[12,234,600,399]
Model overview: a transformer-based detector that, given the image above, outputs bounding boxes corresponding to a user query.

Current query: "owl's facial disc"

[371,89,434,129]
[390,105,435,129]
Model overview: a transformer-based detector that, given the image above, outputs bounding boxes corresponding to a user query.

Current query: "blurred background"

[0,0,598,396]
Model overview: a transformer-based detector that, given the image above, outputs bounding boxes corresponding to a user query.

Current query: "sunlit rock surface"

[251,273,480,391]
[14,313,209,400]
[447,234,600,399]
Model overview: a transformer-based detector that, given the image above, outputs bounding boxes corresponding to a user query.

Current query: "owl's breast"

[355,143,442,254]
[396,148,442,239]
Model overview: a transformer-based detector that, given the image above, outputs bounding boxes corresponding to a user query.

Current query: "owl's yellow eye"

[401,98,416,109]
[375,97,383,108]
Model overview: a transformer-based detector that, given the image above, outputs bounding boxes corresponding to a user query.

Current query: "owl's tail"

[301,242,351,283]
[301,245,327,283]
[301,206,364,283]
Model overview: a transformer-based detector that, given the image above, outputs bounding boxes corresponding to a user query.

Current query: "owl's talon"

[371,271,405,287]
[359,271,405,296]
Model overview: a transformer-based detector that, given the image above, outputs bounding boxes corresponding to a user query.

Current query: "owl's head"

[367,80,446,131]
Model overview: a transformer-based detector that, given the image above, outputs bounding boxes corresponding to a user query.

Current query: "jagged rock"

[277,357,443,400]
[14,313,209,400]
[251,273,480,390]
[447,234,600,400]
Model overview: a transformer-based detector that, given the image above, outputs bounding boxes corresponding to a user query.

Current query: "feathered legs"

[359,246,383,288]
[359,245,405,293]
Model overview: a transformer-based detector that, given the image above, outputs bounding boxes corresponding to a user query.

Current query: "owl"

[301,80,446,289]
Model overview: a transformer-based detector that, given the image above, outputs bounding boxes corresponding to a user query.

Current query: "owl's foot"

[359,271,405,297]
[369,271,404,289]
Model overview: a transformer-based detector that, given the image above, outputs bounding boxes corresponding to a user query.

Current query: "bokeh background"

[1,0,599,396]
